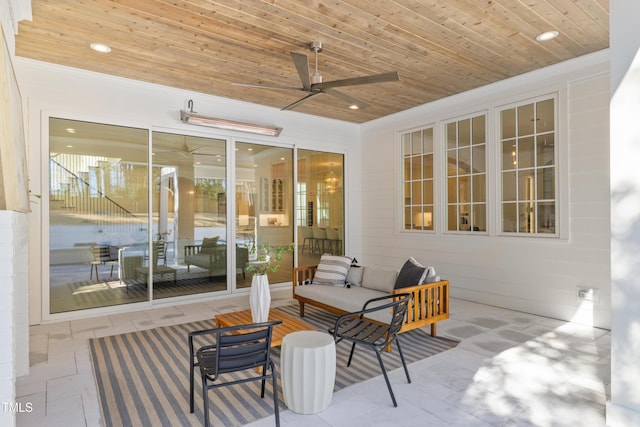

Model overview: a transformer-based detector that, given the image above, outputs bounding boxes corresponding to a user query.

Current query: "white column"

[608,0,640,425]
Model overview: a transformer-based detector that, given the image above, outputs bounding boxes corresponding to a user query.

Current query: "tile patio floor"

[17,289,610,426]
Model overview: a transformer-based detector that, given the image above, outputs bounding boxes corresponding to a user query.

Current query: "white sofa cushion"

[362,266,398,293]
[295,285,392,323]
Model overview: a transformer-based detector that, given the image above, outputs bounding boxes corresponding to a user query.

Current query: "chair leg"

[189,363,195,413]
[260,362,267,398]
[395,337,411,384]
[271,360,280,427]
[347,342,357,367]
[375,350,397,407]
[202,376,210,427]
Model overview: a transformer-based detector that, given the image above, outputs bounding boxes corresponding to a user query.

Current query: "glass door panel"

[151,132,227,299]
[297,150,344,266]
[49,118,149,313]
[235,142,293,288]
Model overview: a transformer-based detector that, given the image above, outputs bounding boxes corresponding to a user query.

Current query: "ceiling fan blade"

[281,91,323,111]
[231,82,303,92]
[312,71,400,90]
[324,89,370,110]
[291,52,312,91]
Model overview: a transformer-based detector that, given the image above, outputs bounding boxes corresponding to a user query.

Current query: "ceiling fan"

[153,136,222,160]
[232,41,400,111]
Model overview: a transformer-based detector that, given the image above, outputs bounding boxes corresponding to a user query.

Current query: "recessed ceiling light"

[90,43,112,53]
[66,145,73,148]
[349,104,359,110]
[66,128,76,134]
[535,31,559,42]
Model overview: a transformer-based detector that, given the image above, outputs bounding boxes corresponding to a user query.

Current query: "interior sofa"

[292,256,449,336]
[184,237,249,278]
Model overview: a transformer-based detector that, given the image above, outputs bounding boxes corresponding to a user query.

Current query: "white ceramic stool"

[281,330,336,414]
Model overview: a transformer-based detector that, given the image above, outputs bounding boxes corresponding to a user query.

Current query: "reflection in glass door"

[297,150,345,266]
[48,119,345,314]
[49,118,150,313]
[151,132,228,299]
[235,142,293,288]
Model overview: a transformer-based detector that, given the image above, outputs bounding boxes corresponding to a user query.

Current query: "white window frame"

[399,125,436,232]
[443,111,488,234]
[496,93,561,237]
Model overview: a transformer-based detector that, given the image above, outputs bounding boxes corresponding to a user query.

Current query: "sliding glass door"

[296,150,345,266]
[49,118,150,313]
[48,118,344,315]
[150,132,227,299]
[49,119,231,313]
[235,142,293,288]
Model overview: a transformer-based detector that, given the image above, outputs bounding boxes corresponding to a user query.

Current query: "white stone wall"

[0,211,29,427]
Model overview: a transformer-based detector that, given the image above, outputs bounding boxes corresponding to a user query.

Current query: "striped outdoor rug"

[89,304,459,427]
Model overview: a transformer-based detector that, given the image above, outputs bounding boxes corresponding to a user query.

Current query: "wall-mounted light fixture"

[180,100,282,137]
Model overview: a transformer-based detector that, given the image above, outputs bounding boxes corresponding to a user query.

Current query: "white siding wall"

[360,51,610,329]
[15,58,361,324]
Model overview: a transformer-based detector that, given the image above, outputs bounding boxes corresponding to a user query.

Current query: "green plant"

[246,242,295,275]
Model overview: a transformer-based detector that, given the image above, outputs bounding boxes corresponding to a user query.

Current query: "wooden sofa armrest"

[392,280,449,336]
[292,266,317,297]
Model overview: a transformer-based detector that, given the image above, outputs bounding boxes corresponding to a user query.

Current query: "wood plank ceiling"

[15,0,609,123]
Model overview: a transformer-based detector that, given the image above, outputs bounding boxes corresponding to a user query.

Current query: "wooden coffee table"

[215,308,317,347]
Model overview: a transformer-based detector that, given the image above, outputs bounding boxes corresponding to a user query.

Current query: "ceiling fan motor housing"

[309,41,323,53]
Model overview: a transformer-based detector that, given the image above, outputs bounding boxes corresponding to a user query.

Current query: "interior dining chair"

[89,245,118,281]
[300,227,315,255]
[188,320,283,427]
[154,240,167,265]
[312,227,327,254]
[325,227,342,255]
[329,293,413,407]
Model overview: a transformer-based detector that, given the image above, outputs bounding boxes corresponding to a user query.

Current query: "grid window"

[500,97,556,234]
[445,114,487,232]
[402,128,434,231]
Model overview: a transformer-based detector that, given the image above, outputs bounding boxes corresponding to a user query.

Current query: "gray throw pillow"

[394,258,426,289]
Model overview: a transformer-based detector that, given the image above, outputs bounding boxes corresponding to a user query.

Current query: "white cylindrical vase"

[249,274,271,323]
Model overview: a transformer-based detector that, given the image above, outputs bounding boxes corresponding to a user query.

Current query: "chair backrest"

[151,242,165,267]
[301,227,313,239]
[312,227,326,239]
[236,245,249,267]
[92,245,112,262]
[326,227,339,240]
[387,293,412,338]
[208,321,280,378]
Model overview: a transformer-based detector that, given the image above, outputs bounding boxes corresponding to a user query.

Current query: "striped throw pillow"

[313,254,353,285]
